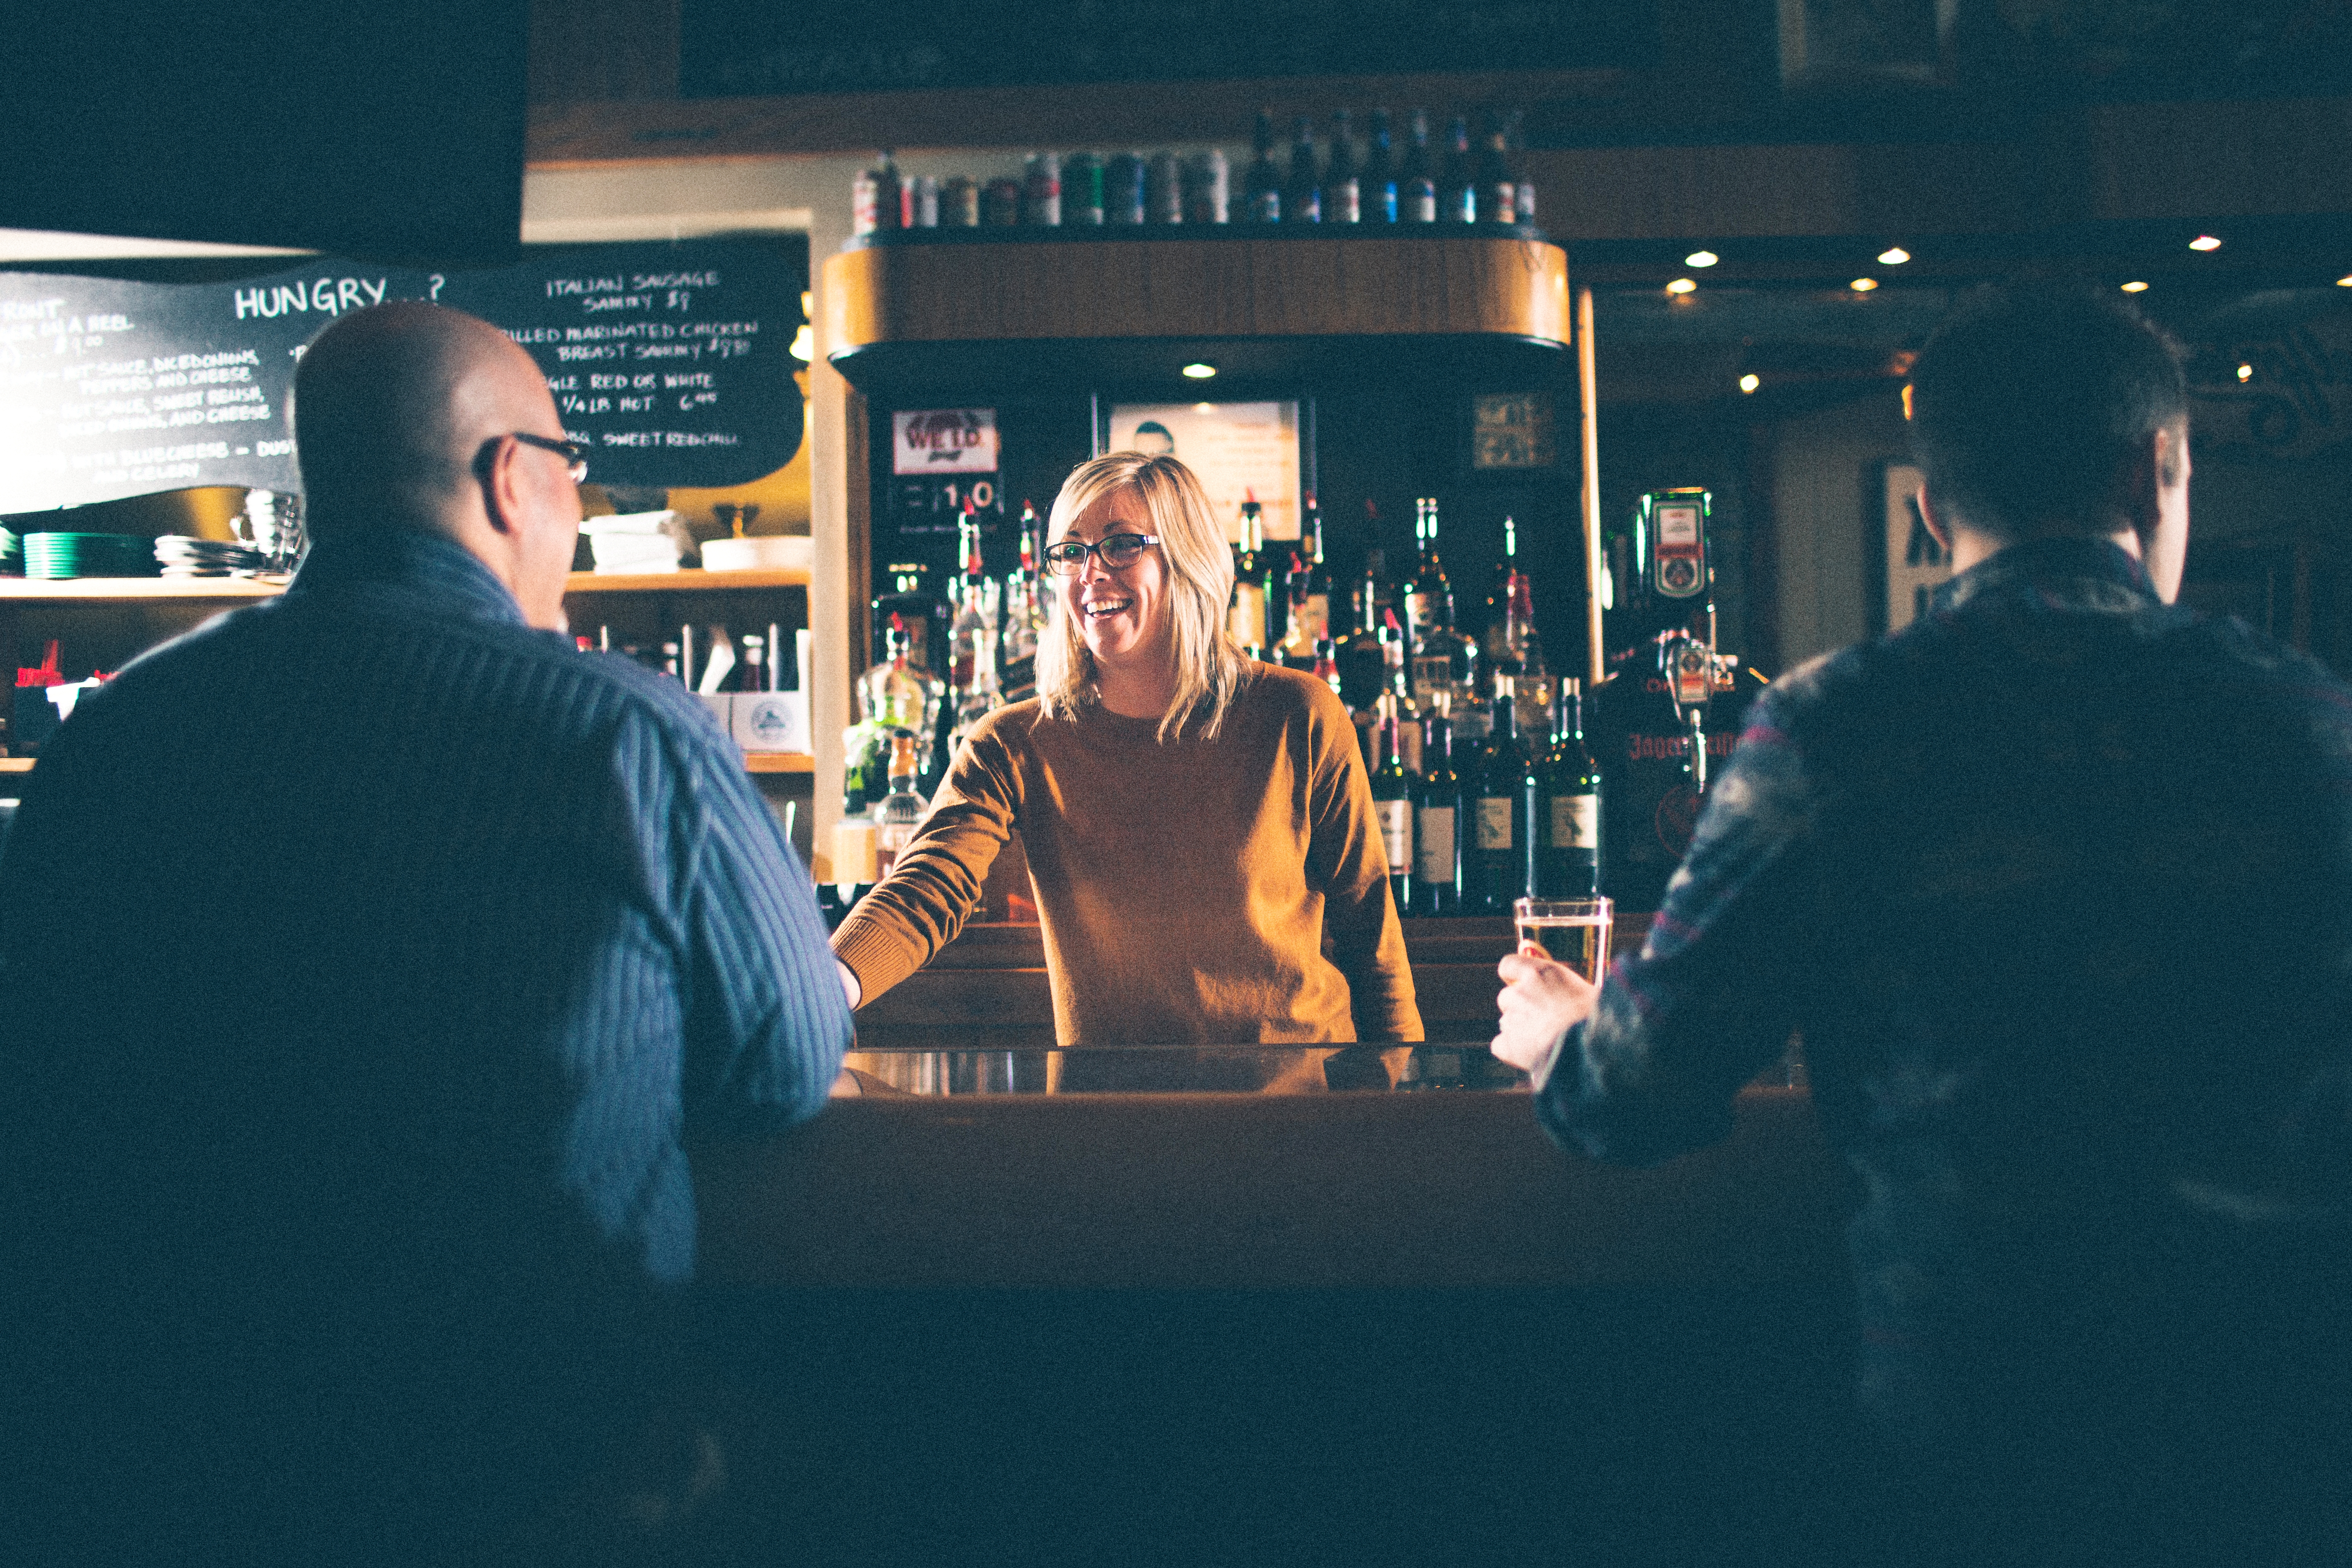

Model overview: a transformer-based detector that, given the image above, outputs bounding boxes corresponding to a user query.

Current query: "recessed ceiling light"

[2120,281,2150,293]
[1181,362,1217,379]
[1850,277,1879,293]
[2337,275,2352,287]
[2238,364,2254,382]
[1739,373,1760,394]
[1665,277,1697,295]
[1877,247,1911,266]
[2189,235,2223,251]
[1684,250,1719,268]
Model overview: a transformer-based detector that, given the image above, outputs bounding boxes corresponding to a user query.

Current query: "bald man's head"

[293,302,560,539]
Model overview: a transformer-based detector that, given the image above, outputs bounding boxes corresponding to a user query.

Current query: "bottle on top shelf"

[1533,676,1602,898]
[1370,696,1414,912]
[999,500,1047,702]
[1228,497,1273,658]
[1334,548,1389,714]
[1467,668,1532,913]
[1441,115,1478,223]
[1185,148,1230,224]
[1414,694,1465,916]
[1401,110,1438,223]
[946,505,1001,757]
[1477,114,1518,225]
[1284,115,1322,224]
[1245,111,1282,223]
[1065,151,1106,226]
[1363,108,1399,223]
[872,730,927,880]
[1324,110,1360,224]
[1023,152,1062,226]
[854,151,904,236]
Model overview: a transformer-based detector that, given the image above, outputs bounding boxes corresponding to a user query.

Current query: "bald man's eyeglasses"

[502,431,590,484]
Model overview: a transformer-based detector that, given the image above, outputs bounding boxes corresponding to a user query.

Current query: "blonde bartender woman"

[830,452,1421,1060]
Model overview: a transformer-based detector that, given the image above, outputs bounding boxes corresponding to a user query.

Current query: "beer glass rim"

[1515,897,1611,919]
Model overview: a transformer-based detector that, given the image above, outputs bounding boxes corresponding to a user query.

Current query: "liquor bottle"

[1381,609,1423,775]
[1532,677,1602,897]
[1401,109,1437,223]
[1370,697,1414,913]
[1277,493,1333,667]
[1065,152,1106,226]
[1022,152,1061,226]
[1228,498,1272,657]
[1284,115,1321,224]
[1334,549,1389,713]
[999,500,1046,701]
[946,505,1000,756]
[1506,571,1553,737]
[1483,513,1522,668]
[1363,109,1398,224]
[1467,670,1531,913]
[1477,114,1517,224]
[871,562,950,699]
[1245,111,1282,224]
[1413,698,1464,916]
[1324,110,1360,224]
[1402,498,1452,709]
[1312,636,1341,699]
[872,730,927,879]
[854,150,904,236]
[1441,115,1478,223]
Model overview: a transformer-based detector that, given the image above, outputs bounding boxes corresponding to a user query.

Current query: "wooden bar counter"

[695,913,1847,1294]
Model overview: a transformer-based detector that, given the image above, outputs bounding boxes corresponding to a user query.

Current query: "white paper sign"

[893,408,999,475]
[1106,401,1302,542]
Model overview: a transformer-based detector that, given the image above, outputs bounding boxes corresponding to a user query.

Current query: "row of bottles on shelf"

[852,106,1537,236]
[836,485,1769,916]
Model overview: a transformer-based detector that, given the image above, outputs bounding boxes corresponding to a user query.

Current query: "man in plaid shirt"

[1496,288,2352,1565]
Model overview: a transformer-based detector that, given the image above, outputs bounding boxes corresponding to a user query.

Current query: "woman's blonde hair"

[1034,451,1255,743]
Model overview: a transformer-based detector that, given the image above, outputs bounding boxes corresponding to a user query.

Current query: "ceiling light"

[1665,277,1697,295]
[2120,281,2150,293]
[1181,362,1217,379]
[2337,275,2352,287]
[1877,247,1911,266]
[1684,250,1719,268]
[1850,277,1878,292]
[1739,373,1760,394]
[2238,364,2254,382]
[2189,235,2223,251]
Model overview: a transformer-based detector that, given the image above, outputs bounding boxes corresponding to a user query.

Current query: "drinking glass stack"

[0,528,19,575]
[23,532,157,579]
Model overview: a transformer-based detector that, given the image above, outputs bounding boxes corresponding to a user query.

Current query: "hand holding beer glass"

[1492,897,1612,1080]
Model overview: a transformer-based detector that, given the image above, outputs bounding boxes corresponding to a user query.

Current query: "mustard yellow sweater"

[831,665,1422,1045]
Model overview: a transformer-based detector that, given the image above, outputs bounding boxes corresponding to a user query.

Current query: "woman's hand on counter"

[1493,948,1598,1089]
[837,959,862,1010]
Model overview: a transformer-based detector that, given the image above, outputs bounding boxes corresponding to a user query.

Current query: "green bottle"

[1369,698,1414,914]
[1467,670,1532,913]
[1532,676,1602,897]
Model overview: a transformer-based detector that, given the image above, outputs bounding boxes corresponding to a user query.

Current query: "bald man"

[0,304,852,1566]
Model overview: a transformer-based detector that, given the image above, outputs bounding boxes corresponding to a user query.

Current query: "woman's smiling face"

[1053,487,1171,677]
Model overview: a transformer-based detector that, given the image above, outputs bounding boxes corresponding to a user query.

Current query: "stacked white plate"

[155,535,269,578]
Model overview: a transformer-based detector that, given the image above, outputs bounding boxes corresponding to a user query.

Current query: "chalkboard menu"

[0,239,805,514]
[683,0,1655,97]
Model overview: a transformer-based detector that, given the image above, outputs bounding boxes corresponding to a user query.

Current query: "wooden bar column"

[1577,284,1605,690]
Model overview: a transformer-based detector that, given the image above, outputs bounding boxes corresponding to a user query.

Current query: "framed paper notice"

[1877,462,1951,635]
[1105,401,1302,542]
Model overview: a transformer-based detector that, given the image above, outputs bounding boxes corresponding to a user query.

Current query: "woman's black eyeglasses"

[1041,533,1160,575]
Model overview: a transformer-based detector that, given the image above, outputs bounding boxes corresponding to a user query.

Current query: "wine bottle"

[1401,109,1437,223]
[1477,114,1517,224]
[1533,677,1603,897]
[1467,669,1530,913]
[1414,699,1463,917]
[1370,698,1414,912]
[1325,109,1360,224]
[1228,498,1272,657]
[1245,111,1282,224]
[1363,108,1398,224]
[1441,115,1477,223]
[1284,115,1322,224]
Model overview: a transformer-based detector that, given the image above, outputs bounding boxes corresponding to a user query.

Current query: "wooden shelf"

[0,577,284,601]
[0,750,809,776]
[566,567,809,593]
[0,567,809,604]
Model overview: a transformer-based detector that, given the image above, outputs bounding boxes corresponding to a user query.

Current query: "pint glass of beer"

[1514,897,1612,985]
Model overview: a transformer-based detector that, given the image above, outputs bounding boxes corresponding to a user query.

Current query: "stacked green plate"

[23,531,158,579]
[0,528,18,576]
